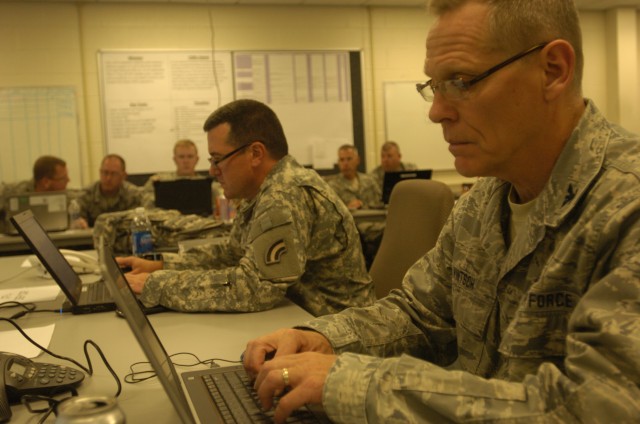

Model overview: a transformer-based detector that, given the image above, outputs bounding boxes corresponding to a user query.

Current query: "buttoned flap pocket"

[392,355,527,402]
[248,210,303,281]
[451,269,493,339]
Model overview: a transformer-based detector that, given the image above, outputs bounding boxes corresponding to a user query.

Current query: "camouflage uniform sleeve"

[303,209,640,422]
[75,185,93,221]
[358,173,383,209]
[139,191,311,313]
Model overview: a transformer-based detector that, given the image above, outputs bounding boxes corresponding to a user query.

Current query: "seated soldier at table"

[117,99,375,317]
[72,154,142,228]
[326,145,382,210]
[369,140,417,191]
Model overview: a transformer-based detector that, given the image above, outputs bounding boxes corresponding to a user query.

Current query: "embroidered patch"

[265,239,288,265]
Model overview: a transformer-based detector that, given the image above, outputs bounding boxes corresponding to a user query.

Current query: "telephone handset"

[0,352,86,422]
[27,249,99,276]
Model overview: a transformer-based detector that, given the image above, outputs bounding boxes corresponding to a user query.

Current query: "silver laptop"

[99,245,328,423]
[4,191,68,235]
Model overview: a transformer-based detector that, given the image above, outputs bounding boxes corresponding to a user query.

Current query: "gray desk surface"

[0,254,314,423]
[0,228,94,255]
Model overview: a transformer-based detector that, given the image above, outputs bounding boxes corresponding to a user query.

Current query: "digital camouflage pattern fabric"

[76,180,142,227]
[140,155,375,317]
[326,172,383,210]
[302,101,640,422]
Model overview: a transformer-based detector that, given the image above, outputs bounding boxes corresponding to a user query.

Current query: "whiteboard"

[99,50,358,174]
[0,87,82,185]
[383,81,453,171]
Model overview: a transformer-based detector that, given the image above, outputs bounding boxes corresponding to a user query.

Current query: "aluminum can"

[55,396,126,424]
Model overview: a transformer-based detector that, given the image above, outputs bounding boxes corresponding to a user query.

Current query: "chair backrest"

[369,179,455,299]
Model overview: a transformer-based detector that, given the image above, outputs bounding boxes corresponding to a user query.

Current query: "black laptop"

[4,191,68,235]
[154,178,213,216]
[382,169,432,204]
[9,209,115,314]
[99,245,328,423]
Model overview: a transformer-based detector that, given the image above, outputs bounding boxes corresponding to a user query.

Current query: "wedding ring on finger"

[282,368,290,386]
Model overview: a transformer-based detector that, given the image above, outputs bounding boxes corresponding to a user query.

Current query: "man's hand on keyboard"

[253,351,336,424]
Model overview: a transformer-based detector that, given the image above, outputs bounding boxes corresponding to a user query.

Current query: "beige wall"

[1,2,638,192]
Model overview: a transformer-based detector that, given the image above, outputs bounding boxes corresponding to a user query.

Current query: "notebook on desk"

[3,191,68,235]
[154,178,213,216]
[98,245,329,424]
[382,169,432,204]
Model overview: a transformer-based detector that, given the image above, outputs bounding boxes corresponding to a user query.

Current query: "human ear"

[541,39,575,101]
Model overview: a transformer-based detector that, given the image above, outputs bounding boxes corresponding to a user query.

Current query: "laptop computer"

[154,178,213,216]
[98,245,328,424]
[4,191,68,235]
[9,209,116,314]
[382,169,432,204]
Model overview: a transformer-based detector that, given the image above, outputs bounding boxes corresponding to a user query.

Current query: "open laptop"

[154,178,213,216]
[99,245,328,424]
[382,169,432,204]
[4,191,68,235]
[9,209,115,314]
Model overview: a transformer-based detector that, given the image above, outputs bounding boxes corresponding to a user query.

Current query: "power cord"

[124,352,241,383]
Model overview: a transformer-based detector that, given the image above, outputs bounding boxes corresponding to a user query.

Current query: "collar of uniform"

[90,180,124,202]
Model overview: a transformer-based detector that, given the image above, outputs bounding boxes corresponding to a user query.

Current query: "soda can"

[55,396,126,424]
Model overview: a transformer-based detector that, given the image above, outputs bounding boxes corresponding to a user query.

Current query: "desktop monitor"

[382,169,432,204]
[153,178,213,216]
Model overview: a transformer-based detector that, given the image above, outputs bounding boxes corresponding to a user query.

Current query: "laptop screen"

[153,178,213,216]
[382,169,432,204]
[4,191,68,235]
[99,246,196,424]
[9,209,82,304]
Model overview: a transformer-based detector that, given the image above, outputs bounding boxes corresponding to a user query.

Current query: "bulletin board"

[98,50,364,174]
[0,86,82,184]
[383,81,453,171]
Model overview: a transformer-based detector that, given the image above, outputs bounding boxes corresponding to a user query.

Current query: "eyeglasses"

[207,142,253,169]
[416,41,549,102]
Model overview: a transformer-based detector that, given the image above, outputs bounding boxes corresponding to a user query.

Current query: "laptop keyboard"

[203,367,320,423]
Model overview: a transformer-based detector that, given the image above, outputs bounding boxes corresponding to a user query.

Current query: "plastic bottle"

[130,207,154,256]
[68,199,82,229]
[217,194,230,222]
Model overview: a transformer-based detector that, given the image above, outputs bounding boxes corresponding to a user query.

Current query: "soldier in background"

[369,141,417,191]
[117,99,375,317]
[73,154,142,228]
[327,145,382,210]
[243,0,640,422]
[141,138,221,214]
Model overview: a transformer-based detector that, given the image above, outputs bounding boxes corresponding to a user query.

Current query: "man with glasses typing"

[243,1,640,422]
[117,99,375,317]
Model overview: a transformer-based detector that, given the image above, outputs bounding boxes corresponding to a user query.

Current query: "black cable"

[124,352,241,383]
[0,301,36,319]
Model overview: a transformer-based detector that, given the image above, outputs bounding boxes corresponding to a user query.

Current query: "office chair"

[369,179,455,299]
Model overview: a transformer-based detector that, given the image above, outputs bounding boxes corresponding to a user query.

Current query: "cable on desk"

[0,318,122,397]
[124,352,241,383]
[0,301,36,317]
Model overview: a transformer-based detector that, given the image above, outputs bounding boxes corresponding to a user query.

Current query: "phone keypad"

[35,365,79,386]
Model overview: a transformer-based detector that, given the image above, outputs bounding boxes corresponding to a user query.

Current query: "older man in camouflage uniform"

[73,154,142,228]
[244,1,640,422]
[369,141,418,191]
[118,99,374,317]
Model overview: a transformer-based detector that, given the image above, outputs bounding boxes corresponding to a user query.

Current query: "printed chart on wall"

[98,50,235,174]
[98,50,356,174]
[0,87,81,184]
[384,81,452,170]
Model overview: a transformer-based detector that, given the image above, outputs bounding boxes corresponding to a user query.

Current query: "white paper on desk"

[0,285,60,303]
[0,324,55,358]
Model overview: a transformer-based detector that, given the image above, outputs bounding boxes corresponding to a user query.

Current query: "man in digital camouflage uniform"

[117,99,375,317]
[243,1,640,422]
[369,141,418,191]
[327,145,382,210]
[73,154,142,228]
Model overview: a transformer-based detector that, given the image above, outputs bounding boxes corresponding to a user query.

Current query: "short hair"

[101,154,126,172]
[338,144,359,156]
[173,139,197,154]
[33,155,66,182]
[428,0,583,90]
[381,141,400,153]
[202,99,288,159]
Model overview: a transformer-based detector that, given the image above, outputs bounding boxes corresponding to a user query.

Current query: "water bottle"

[130,207,154,256]
[217,194,230,222]
[68,199,82,229]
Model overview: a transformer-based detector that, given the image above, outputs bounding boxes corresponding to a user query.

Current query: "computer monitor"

[382,169,432,205]
[153,178,213,216]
